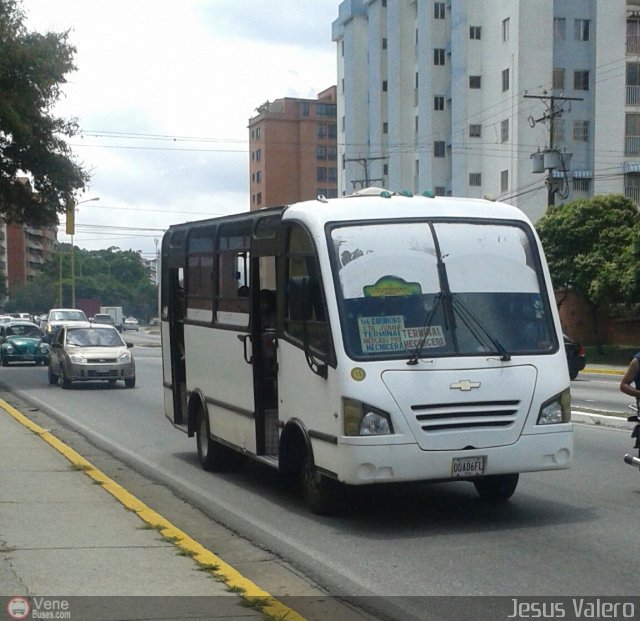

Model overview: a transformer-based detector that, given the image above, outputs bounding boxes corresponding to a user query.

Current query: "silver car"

[48,324,135,388]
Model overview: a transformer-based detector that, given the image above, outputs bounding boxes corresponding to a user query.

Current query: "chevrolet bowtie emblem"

[450,380,481,391]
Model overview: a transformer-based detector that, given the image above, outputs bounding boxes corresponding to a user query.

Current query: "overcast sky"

[23,0,339,258]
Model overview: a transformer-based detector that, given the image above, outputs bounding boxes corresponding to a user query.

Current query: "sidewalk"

[0,400,302,621]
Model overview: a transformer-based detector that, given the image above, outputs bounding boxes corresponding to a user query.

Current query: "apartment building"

[332,0,640,222]
[248,87,338,210]
[6,221,57,295]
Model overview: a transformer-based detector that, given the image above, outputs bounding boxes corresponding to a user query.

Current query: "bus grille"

[411,400,520,432]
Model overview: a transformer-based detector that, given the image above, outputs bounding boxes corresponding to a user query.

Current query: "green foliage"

[6,246,158,320]
[0,0,88,225]
[536,194,640,309]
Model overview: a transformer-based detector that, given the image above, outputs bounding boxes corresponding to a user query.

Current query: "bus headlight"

[537,389,571,424]
[343,398,393,436]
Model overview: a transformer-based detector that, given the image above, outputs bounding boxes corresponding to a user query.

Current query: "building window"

[574,70,590,91]
[317,167,328,182]
[317,146,327,160]
[502,17,510,42]
[328,168,337,182]
[553,68,565,90]
[302,102,310,117]
[328,124,337,139]
[256,170,262,183]
[573,178,590,192]
[255,148,261,161]
[627,63,640,106]
[434,2,445,19]
[625,172,640,203]
[383,122,389,134]
[255,127,261,139]
[434,141,445,157]
[434,186,445,196]
[415,116,419,133]
[501,119,509,143]
[573,120,589,142]
[469,75,481,89]
[382,37,387,50]
[434,96,445,110]
[470,26,481,40]
[554,18,566,40]
[469,124,481,138]
[383,163,389,175]
[575,19,590,41]
[256,192,262,205]
[434,48,445,65]
[317,103,336,117]
[502,68,510,92]
[553,118,565,142]
[382,80,388,92]
[628,18,640,54]
[469,173,482,186]
[501,170,509,193]
[327,146,337,160]
[626,113,640,155]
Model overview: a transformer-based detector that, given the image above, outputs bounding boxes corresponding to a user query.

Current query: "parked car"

[0,321,50,366]
[91,313,115,327]
[564,334,587,380]
[48,324,135,389]
[122,317,140,331]
[41,308,89,342]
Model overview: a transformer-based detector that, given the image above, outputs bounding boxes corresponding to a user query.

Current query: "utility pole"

[344,156,389,190]
[525,92,582,206]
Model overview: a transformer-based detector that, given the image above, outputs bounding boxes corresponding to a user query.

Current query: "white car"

[122,317,140,331]
[41,308,89,342]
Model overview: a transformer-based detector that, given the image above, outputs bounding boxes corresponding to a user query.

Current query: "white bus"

[160,190,573,514]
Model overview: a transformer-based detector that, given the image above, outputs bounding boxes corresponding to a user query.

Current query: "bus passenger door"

[250,254,279,458]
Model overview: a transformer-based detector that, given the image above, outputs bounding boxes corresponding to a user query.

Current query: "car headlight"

[343,398,393,436]
[537,389,571,424]
[3,344,14,354]
[118,351,131,363]
[70,353,87,363]
[39,343,50,354]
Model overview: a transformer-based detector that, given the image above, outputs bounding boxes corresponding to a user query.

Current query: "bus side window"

[284,225,329,356]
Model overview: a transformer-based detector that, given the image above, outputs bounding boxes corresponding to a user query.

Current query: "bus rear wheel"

[196,409,226,472]
[473,473,519,502]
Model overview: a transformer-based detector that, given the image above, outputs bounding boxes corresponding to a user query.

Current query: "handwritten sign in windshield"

[358,315,445,354]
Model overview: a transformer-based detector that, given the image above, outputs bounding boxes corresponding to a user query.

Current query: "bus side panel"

[277,340,339,472]
[184,324,257,454]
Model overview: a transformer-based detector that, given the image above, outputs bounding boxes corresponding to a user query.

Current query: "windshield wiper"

[452,297,511,362]
[407,293,442,366]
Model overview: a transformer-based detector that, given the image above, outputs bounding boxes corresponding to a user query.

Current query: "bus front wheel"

[302,451,343,516]
[473,473,519,502]
[196,409,225,472]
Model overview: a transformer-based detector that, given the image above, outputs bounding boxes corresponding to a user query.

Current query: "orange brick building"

[248,86,338,210]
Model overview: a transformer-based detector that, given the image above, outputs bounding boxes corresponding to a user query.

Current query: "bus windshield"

[330,220,556,361]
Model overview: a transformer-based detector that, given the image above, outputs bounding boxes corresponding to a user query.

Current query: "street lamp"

[68,197,100,307]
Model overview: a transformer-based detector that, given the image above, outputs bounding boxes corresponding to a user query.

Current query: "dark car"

[564,334,586,380]
[0,321,50,366]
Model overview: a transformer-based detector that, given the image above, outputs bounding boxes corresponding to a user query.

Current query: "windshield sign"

[330,220,556,361]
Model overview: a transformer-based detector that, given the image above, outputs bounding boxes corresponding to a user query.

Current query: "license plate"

[451,455,486,478]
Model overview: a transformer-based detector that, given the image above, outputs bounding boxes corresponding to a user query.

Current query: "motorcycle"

[623,399,640,470]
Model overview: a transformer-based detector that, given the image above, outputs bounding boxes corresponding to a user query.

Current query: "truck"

[100,306,124,332]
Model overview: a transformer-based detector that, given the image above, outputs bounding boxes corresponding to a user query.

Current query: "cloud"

[23,0,339,256]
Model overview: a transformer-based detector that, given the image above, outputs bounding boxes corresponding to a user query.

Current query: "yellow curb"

[583,368,624,376]
[0,398,306,621]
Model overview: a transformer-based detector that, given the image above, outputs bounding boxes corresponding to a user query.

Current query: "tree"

[536,194,640,348]
[0,0,88,226]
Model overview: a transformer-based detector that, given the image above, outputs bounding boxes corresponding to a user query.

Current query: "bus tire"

[196,408,225,472]
[473,473,519,502]
[302,451,342,516]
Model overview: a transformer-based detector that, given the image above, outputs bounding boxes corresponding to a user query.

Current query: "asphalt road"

[1,346,639,621]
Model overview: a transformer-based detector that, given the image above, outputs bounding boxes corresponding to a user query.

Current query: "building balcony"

[625,136,640,155]
[627,35,640,55]
[628,85,640,105]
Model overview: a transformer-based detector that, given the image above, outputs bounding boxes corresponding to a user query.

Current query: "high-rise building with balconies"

[332,0,640,221]
[248,86,338,210]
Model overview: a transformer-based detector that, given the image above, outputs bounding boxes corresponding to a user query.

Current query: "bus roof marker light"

[380,191,392,199]
[400,190,413,197]
[422,190,435,198]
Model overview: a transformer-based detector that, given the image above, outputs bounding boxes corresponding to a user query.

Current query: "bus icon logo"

[450,380,481,391]
[7,597,31,620]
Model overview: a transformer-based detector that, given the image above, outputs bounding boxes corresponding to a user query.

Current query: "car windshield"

[66,328,124,347]
[330,220,557,361]
[7,325,40,338]
[51,310,87,321]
